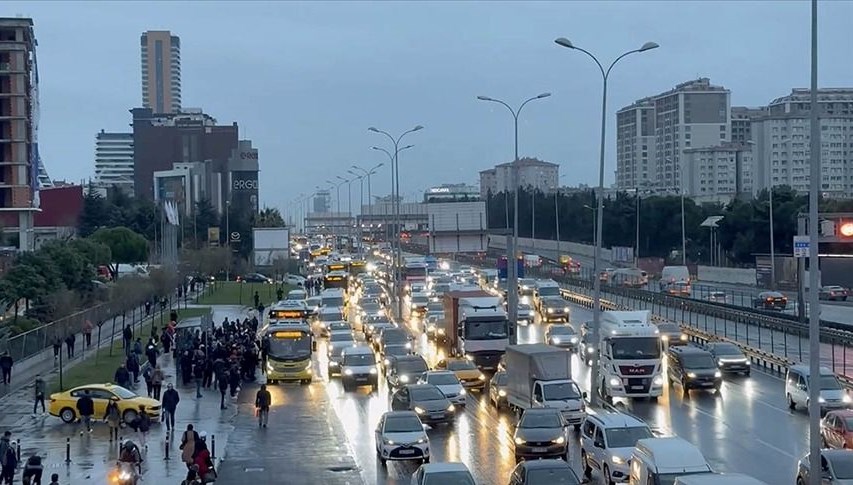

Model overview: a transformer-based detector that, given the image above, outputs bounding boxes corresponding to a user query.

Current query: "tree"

[254,207,285,228]
[184,199,220,249]
[5,263,47,314]
[78,185,111,238]
[69,238,112,268]
[39,241,92,292]
[90,227,149,278]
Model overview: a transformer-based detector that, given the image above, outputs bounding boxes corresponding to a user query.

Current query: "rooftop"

[494,157,558,168]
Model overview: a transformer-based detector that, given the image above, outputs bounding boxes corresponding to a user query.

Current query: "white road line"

[755,437,797,459]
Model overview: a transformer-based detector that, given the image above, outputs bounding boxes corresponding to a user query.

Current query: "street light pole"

[555,36,658,405]
[681,189,687,265]
[225,199,231,281]
[476,92,552,345]
[370,126,423,321]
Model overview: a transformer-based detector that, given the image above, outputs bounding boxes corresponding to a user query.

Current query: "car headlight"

[652,375,663,386]
[447,404,455,412]
[612,455,625,465]
[680,334,688,341]
[384,358,390,366]
[414,406,426,415]
[369,367,378,375]
[608,377,621,387]
[570,337,578,344]
[478,373,486,381]
[547,308,554,313]
[498,390,506,397]
[417,437,427,444]
[400,375,409,383]
[405,342,412,349]
[564,307,570,313]
[661,335,669,341]
[587,346,595,354]
[514,437,525,445]
[552,337,561,344]
[553,436,565,444]
[819,397,826,404]
[118,471,131,480]
[343,368,353,376]
[687,372,697,379]
[459,388,466,395]
[714,371,722,378]
[438,328,446,335]
[383,438,396,445]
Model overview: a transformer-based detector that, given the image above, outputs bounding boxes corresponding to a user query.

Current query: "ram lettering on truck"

[442,290,509,370]
[598,310,664,400]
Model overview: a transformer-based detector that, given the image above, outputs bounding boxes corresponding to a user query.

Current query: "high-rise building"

[313,190,330,213]
[683,142,753,203]
[731,106,766,145]
[93,130,134,194]
[0,18,40,250]
[141,30,181,113]
[616,78,731,191]
[751,88,853,198]
[479,158,559,196]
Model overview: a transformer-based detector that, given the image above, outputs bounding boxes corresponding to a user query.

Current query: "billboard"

[253,227,289,267]
[230,170,259,215]
[156,174,187,216]
[208,227,220,247]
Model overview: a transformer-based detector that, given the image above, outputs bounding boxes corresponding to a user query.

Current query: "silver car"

[796,449,853,484]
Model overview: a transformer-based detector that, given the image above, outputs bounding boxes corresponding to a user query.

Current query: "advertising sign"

[207,227,220,247]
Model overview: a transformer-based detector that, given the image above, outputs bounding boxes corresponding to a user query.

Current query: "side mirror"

[594,440,604,449]
[312,341,317,352]
[582,391,588,399]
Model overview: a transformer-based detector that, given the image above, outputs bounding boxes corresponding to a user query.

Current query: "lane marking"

[755,437,797,459]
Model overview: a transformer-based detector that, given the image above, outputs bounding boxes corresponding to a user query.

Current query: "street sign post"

[793,235,809,258]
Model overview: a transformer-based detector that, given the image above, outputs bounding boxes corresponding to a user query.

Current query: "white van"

[612,268,648,288]
[659,266,690,290]
[629,437,713,485]
[785,364,852,413]
[674,473,769,484]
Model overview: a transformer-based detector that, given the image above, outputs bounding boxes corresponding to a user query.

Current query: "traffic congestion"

[256,235,853,485]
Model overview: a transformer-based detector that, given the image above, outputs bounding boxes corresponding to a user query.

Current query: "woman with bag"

[179,424,200,467]
[193,434,216,483]
[103,398,122,442]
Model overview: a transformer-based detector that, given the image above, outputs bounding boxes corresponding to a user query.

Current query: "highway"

[307,300,813,485]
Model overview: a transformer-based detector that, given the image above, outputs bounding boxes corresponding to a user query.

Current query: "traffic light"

[840,221,853,237]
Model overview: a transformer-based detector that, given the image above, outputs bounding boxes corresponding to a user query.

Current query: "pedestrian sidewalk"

[0,305,249,484]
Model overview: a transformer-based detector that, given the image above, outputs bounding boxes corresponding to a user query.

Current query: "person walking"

[64,333,76,359]
[151,364,164,400]
[114,363,131,389]
[52,337,61,364]
[76,390,95,433]
[217,371,228,410]
[160,330,172,354]
[0,432,12,485]
[193,435,216,483]
[144,300,152,317]
[0,352,12,385]
[145,340,159,368]
[161,383,179,432]
[82,319,94,349]
[142,363,154,398]
[132,338,143,358]
[255,384,271,428]
[33,374,46,416]
[135,406,151,447]
[103,397,121,442]
[193,357,204,399]
[122,325,133,355]
[179,424,200,468]
[253,291,260,309]
[48,473,59,485]
[126,353,140,384]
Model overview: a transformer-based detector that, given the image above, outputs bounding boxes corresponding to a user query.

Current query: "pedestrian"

[217,371,228,410]
[193,434,216,483]
[82,319,93,348]
[48,473,59,485]
[64,333,75,359]
[144,300,152,317]
[151,364,164,399]
[228,365,240,398]
[255,384,271,428]
[76,390,94,433]
[103,397,121,442]
[276,287,283,301]
[161,383,179,432]
[21,452,43,485]
[253,291,260,308]
[160,330,172,354]
[126,353,140,384]
[122,325,133,355]
[145,341,158,368]
[52,337,61,364]
[193,357,204,398]
[114,363,131,389]
[143,364,154,397]
[33,374,46,415]
[202,358,213,389]
[134,405,151,447]
[179,424,200,468]
[0,352,11,385]
[132,337,143,357]
[0,432,11,485]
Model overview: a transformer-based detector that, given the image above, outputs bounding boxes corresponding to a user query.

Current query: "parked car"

[820,286,850,301]
[752,291,788,310]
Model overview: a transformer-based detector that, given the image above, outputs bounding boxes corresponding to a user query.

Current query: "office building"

[751,88,853,198]
[93,130,134,194]
[141,30,181,113]
[423,183,479,202]
[616,78,731,191]
[0,18,40,250]
[479,158,559,196]
[683,142,753,203]
[313,190,331,213]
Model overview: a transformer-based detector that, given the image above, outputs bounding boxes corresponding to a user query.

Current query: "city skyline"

[6,1,853,211]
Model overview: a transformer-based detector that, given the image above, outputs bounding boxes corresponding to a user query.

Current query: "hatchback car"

[489,370,509,409]
[666,346,722,396]
[411,462,475,485]
[418,371,467,406]
[517,303,536,326]
[387,355,430,389]
[707,291,729,304]
[545,325,579,351]
[821,286,850,301]
[796,449,853,485]
[390,384,456,425]
[375,411,430,466]
[821,410,853,450]
[509,459,583,485]
[513,408,569,462]
[705,342,750,376]
[437,358,486,390]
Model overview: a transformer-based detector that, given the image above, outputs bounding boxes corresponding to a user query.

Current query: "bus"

[325,262,348,274]
[267,301,309,324]
[263,322,315,385]
[323,271,349,291]
[349,260,367,276]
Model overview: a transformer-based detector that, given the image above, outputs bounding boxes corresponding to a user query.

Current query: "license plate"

[532,447,547,453]
[430,413,443,419]
[398,449,415,455]
[631,385,644,390]
[355,376,368,382]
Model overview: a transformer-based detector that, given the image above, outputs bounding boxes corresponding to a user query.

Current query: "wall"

[488,235,614,265]
[697,265,756,285]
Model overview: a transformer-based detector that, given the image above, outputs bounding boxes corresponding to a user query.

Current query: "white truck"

[598,310,664,401]
[504,344,587,428]
[443,289,510,371]
[629,437,713,485]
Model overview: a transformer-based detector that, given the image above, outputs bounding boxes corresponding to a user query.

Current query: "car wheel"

[123,409,138,425]
[788,394,797,411]
[380,457,387,467]
[603,464,615,485]
[582,450,592,478]
[59,408,76,424]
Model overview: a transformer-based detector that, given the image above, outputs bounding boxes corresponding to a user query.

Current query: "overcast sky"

[8,1,853,212]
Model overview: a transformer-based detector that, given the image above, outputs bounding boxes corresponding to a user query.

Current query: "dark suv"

[666,346,722,396]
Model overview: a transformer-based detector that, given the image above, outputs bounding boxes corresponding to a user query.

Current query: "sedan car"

[513,408,569,462]
[545,325,579,351]
[796,449,853,485]
[753,291,788,310]
[437,358,486,390]
[489,370,509,409]
[411,462,475,485]
[282,273,306,286]
[424,314,446,340]
[387,355,430,389]
[240,273,272,284]
[381,344,411,368]
[49,384,160,424]
[418,371,467,406]
[375,411,430,466]
[365,320,395,341]
[821,286,850,301]
[509,459,583,485]
[707,291,729,304]
[705,341,751,376]
[390,384,456,425]
[540,299,570,323]
[517,303,536,326]
[656,322,688,346]
[822,410,853,450]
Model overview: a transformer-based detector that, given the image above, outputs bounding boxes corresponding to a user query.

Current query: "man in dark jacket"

[65,334,76,359]
[114,364,131,389]
[0,352,12,385]
[122,325,133,355]
[161,383,180,432]
[255,384,271,428]
[76,390,95,433]
[126,353,140,383]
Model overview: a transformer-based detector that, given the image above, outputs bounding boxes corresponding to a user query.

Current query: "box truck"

[442,289,509,370]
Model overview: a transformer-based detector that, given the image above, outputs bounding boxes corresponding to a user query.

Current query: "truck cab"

[598,311,664,401]
[533,279,562,312]
[444,289,510,371]
[629,437,713,485]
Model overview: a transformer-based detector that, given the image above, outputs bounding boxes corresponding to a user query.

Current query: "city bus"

[263,322,315,385]
[323,271,349,291]
[349,260,367,276]
[267,301,309,324]
[325,262,348,274]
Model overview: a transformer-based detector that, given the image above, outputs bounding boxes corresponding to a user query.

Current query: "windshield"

[657,324,680,333]
[712,344,742,355]
[525,469,579,484]
[343,353,375,366]
[542,382,581,401]
[493,372,508,386]
[382,331,410,344]
[405,267,427,277]
[427,302,443,312]
[412,296,429,305]
[410,387,446,401]
[656,472,713,485]
[520,412,562,429]
[361,303,380,312]
[830,454,853,479]
[329,322,350,331]
[465,319,508,340]
[447,360,477,371]
[422,472,475,485]
[518,304,532,311]
[609,337,660,360]
[428,374,460,386]
[434,284,450,294]
[322,297,344,307]
[384,346,409,357]
[682,353,717,368]
[396,360,428,375]
[320,311,344,321]
[269,335,311,357]
[329,333,353,343]
[604,426,653,448]
[537,286,561,297]
[384,416,423,433]
[111,387,137,399]
[550,326,575,335]
[822,375,843,390]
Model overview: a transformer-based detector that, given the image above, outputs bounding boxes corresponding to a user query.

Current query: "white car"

[282,273,306,286]
[580,411,653,484]
[418,370,467,406]
[375,411,430,466]
[411,462,475,485]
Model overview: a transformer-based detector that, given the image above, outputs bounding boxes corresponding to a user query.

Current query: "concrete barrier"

[488,235,614,264]
[697,266,756,286]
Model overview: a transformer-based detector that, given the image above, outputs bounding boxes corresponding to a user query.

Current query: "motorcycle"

[110,461,140,485]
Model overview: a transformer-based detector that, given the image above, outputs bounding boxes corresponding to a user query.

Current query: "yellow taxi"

[49,383,160,424]
[437,358,486,390]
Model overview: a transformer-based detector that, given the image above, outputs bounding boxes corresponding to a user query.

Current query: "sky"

[7,0,853,214]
